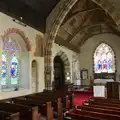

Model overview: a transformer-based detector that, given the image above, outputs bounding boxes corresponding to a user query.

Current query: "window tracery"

[1,37,20,89]
[94,43,115,73]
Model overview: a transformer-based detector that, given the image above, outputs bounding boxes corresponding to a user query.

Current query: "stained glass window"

[10,55,19,85]
[1,53,8,85]
[3,37,19,54]
[1,37,20,89]
[94,43,115,73]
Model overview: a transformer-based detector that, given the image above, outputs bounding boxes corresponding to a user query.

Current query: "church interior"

[0,0,120,120]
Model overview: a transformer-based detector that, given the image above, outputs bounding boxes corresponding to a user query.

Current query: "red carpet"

[73,91,93,106]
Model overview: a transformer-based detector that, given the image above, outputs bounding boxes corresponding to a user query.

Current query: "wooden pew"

[33,91,73,110]
[66,98,120,120]
[13,97,48,114]
[85,100,120,108]
[77,105,120,116]
[67,109,120,120]
[0,102,39,120]
[25,95,63,119]
[65,111,103,120]
[83,100,120,111]
[0,110,20,120]
[89,97,120,104]
[12,97,54,120]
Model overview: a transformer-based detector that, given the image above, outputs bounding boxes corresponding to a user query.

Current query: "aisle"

[73,91,93,106]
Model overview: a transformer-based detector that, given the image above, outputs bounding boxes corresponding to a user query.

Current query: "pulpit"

[106,82,119,100]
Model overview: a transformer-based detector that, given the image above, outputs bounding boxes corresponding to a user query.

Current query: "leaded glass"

[94,43,115,73]
[2,37,19,54]
[10,55,19,85]
[1,53,8,85]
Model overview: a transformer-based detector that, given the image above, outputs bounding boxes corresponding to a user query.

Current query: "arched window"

[94,43,115,73]
[1,37,20,89]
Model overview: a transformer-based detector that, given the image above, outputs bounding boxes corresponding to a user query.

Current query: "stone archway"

[52,51,70,90]
[55,51,70,80]
[44,0,120,88]
[1,28,31,51]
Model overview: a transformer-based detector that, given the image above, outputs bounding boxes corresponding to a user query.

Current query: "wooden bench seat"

[25,95,63,119]
[35,90,73,109]
[28,92,72,110]
[86,100,120,108]
[83,101,120,111]
[73,109,120,120]
[65,111,104,120]
[0,102,38,120]
[12,97,58,119]
[0,110,20,120]
[89,97,120,104]
[77,105,120,115]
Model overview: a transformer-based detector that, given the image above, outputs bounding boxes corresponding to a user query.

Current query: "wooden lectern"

[106,82,119,100]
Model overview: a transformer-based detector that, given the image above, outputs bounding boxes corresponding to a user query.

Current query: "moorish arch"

[0,28,31,91]
[44,0,120,87]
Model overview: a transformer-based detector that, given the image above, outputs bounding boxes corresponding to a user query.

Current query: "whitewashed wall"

[0,13,45,99]
[79,33,120,85]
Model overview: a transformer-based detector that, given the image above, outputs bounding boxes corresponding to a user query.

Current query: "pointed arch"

[93,43,116,74]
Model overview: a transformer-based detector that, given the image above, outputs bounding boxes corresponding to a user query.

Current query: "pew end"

[58,97,63,120]
[47,102,53,120]
[32,106,40,120]
[10,112,20,120]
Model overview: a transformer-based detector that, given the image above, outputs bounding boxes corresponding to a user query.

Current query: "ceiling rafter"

[78,21,116,48]
[65,13,88,43]
[68,11,95,43]
[62,7,103,26]
[61,0,85,26]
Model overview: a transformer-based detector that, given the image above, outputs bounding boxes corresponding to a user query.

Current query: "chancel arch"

[1,29,30,91]
[93,43,116,82]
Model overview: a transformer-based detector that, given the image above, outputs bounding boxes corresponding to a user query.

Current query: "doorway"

[53,56,65,90]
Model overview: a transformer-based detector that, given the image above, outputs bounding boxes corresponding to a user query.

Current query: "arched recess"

[55,51,70,81]
[44,0,120,87]
[32,60,38,93]
[1,28,31,91]
[93,42,116,81]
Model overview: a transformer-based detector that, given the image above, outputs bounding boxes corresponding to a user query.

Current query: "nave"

[0,0,120,120]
